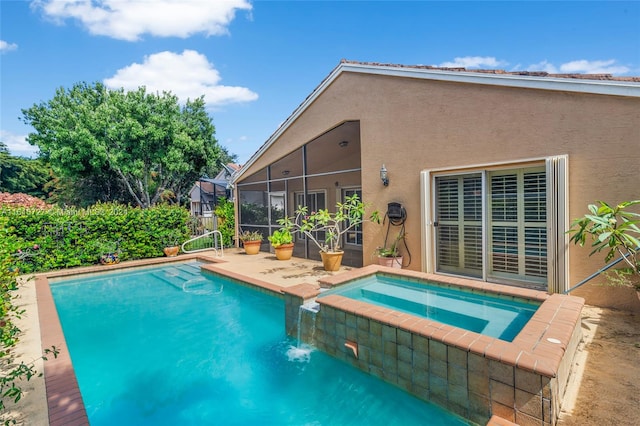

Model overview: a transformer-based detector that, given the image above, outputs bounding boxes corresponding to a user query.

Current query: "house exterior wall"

[239,71,640,309]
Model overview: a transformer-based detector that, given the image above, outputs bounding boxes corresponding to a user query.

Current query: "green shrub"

[0,227,58,412]
[213,197,235,247]
[0,203,190,273]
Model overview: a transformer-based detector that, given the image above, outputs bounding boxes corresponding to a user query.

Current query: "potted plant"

[162,231,182,257]
[238,230,263,255]
[268,228,294,261]
[95,240,120,265]
[374,230,405,268]
[280,193,379,271]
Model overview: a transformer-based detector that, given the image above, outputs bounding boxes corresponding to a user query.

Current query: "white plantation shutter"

[463,176,483,273]
[489,173,520,276]
[435,174,483,277]
[488,167,547,284]
[435,177,460,271]
[546,155,569,293]
[523,170,547,279]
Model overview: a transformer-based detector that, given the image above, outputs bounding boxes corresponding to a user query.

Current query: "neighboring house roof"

[216,163,241,181]
[233,60,640,183]
[0,192,50,209]
[188,164,240,198]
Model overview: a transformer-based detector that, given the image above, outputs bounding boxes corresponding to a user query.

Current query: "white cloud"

[527,59,630,75]
[527,60,558,74]
[437,56,507,69]
[32,0,252,41]
[0,130,39,158]
[559,59,629,75]
[103,50,258,106]
[0,40,18,53]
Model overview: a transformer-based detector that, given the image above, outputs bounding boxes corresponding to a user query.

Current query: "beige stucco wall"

[239,71,640,309]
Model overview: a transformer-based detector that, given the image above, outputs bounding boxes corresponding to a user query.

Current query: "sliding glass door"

[434,166,548,286]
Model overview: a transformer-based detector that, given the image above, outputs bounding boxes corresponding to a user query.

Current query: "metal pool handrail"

[182,230,224,257]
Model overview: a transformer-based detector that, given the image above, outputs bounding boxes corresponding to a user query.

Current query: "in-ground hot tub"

[282,265,584,426]
[319,273,541,342]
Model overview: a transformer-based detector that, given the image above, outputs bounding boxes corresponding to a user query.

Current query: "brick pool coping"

[313,265,585,378]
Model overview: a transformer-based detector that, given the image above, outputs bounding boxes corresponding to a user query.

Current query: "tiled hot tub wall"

[283,266,584,426]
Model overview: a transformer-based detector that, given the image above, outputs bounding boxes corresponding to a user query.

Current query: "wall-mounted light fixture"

[282,170,290,176]
[380,164,389,186]
[338,140,349,148]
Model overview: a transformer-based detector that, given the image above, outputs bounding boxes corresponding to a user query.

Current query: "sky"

[1,1,639,163]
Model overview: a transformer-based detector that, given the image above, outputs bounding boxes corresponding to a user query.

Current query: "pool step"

[151,263,213,293]
[151,269,192,290]
[360,283,490,334]
[360,282,533,340]
[171,263,201,276]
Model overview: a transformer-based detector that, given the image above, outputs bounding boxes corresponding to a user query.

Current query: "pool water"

[51,262,466,425]
[320,275,539,341]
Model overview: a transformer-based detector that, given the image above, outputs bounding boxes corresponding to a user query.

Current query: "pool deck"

[11,250,579,425]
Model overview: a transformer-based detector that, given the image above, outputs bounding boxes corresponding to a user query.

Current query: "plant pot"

[320,251,344,271]
[377,256,403,269]
[274,243,294,261]
[100,252,120,265]
[163,246,180,257]
[243,240,262,255]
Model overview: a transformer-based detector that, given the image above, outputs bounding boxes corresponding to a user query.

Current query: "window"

[295,191,326,241]
[424,156,568,291]
[342,188,363,246]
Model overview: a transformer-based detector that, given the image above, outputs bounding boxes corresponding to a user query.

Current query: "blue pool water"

[50,262,466,425]
[320,274,539,341]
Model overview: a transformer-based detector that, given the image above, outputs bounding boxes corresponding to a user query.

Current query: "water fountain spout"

[296,301,320,347]
[344,340,358,359]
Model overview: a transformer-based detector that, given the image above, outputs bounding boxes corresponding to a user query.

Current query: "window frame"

[294,190,327,241]
[341,187,364,248]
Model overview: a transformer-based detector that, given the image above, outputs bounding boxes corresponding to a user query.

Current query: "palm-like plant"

[569,200,640,276]
[279,193,379,253]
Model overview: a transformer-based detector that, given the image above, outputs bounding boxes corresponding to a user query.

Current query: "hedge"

[0,203,190,273]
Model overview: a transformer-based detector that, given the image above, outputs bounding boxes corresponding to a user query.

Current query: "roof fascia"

[342,62,640,97]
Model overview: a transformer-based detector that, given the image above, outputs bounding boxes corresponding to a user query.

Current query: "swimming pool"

[318,274,540,341]
[50,261,466,425]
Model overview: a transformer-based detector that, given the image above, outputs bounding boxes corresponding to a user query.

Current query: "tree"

[22,82,233,208]
[0,142,52,198]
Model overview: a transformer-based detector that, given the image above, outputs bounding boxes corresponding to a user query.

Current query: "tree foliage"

[22,82,235,208]
[0,142,52,199]
[569,200,640,282]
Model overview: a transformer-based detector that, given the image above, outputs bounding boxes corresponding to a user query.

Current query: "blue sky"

[1,1,639,163]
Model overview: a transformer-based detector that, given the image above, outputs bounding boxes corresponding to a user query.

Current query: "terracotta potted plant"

[162,231,181,257]
[280,193,379,271]
[375,230,405,268]
[268,228,294,261]
[239,230,263,255]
